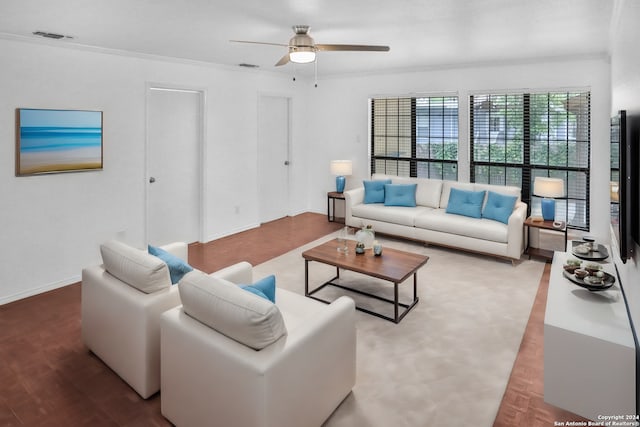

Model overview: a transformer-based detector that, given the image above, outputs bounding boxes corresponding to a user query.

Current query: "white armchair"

[81,240,252,399]
[160,263,357,427]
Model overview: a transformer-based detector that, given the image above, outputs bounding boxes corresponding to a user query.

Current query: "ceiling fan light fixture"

[289,47,316,64]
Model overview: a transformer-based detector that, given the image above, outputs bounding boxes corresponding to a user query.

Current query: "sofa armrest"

[159,242,189,261]
[344,187,365,227]
[506,201,527,259]
[209,261,253,284]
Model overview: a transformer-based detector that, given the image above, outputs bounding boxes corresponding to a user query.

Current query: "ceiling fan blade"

[316,44,390,52]
[230,40,288,47]
[275,53,290,66]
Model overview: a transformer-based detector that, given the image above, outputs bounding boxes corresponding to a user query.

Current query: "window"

[470,91,591,230]
[371,96,458,180]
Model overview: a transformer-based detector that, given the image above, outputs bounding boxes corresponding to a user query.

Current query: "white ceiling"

[0,0,614,76]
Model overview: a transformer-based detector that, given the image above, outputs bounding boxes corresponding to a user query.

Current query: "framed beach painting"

[16,108,103,176]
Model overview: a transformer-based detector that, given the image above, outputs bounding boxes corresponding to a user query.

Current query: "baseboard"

[0,275,81,306]
[204,222,261,243]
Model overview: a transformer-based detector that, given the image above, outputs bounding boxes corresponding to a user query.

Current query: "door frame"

[257,92,293,223]
[144,82,207,245]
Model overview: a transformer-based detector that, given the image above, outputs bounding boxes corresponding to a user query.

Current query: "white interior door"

[258,95,290,223]
[147,87,202,245]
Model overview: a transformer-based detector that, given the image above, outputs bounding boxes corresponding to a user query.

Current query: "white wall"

[0,35,616,306]
[305,57,611,242]
[0,38,308,304]
[611,0,640,390]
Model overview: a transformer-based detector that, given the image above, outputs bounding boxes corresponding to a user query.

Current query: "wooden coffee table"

[302,239,429,323]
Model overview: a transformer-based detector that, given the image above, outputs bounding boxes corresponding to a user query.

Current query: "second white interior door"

[258,95,291,223]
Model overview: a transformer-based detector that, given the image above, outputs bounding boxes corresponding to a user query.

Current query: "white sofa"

[344,174,527,261]
[81,240,250,399]
[160,264,357,427]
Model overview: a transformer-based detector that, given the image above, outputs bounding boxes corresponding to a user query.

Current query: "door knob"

[149,177,156,183]
[284,160,290,166]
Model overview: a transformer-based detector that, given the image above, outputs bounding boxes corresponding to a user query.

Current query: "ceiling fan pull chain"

[314,56,318,88]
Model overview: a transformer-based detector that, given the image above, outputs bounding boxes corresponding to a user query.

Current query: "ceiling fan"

[231,25,390,67]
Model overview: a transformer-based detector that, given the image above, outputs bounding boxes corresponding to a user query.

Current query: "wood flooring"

[0,212,586,426]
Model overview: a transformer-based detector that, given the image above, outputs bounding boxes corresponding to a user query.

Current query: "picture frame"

[15,108,103,176]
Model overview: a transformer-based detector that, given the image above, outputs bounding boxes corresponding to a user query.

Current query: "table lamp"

[533,177,565,221]
[330,160,352,193]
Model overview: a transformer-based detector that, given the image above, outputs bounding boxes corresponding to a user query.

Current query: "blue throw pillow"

[482,191,518,224]
[384,184,417,207]
[148,245,194,284]
[241,286,270,301]
[363,179,392,204]
[240,275,276,303]
[445,188,486,218]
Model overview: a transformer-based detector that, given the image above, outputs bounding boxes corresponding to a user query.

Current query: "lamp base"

[335,176,346,193]
[541,198,555,221]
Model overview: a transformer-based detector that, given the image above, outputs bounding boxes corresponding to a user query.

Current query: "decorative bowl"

[584,263,602,275]
[563,264,579,274]
[574,244,590,255]
[566,258,582,267]
[574,269,589,279]
[583,275,603,285]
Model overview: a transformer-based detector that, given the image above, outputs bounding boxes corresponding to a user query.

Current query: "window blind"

[371,96,458,180]
[470,91,591,230]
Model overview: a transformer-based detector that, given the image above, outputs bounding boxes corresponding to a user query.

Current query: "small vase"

[373,240,383,256]
[355,225,375,249]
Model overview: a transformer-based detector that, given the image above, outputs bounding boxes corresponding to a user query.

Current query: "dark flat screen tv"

[611,110,636,262]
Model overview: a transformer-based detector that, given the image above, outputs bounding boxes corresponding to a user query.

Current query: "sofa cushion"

[100,240,171,294]
[415,209,509,243]
[384,184,417,207]
[445,188,486,219]
[179,270,286,350]
[351,203,432,227]
[363,179,392,204]
[482,191,518,224]
[148,244,193,284]
[240,275,276,303]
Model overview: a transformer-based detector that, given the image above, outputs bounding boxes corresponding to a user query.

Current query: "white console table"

[544,248,636,420]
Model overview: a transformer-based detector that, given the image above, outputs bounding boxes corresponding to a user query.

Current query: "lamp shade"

[533,177,565,198]
[330,160,353,176]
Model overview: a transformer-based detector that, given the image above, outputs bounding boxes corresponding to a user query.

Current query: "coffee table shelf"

[302,239,429,323]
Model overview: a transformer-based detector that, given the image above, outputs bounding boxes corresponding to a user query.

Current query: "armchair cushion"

[179,270,287,350]
[100,240,171,294]
[148,244,193,284]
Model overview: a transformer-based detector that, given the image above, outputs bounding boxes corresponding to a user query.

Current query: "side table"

[327,191,346,223]
[524,217,567,262]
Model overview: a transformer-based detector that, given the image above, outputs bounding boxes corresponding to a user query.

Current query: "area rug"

[252,231,545,427]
